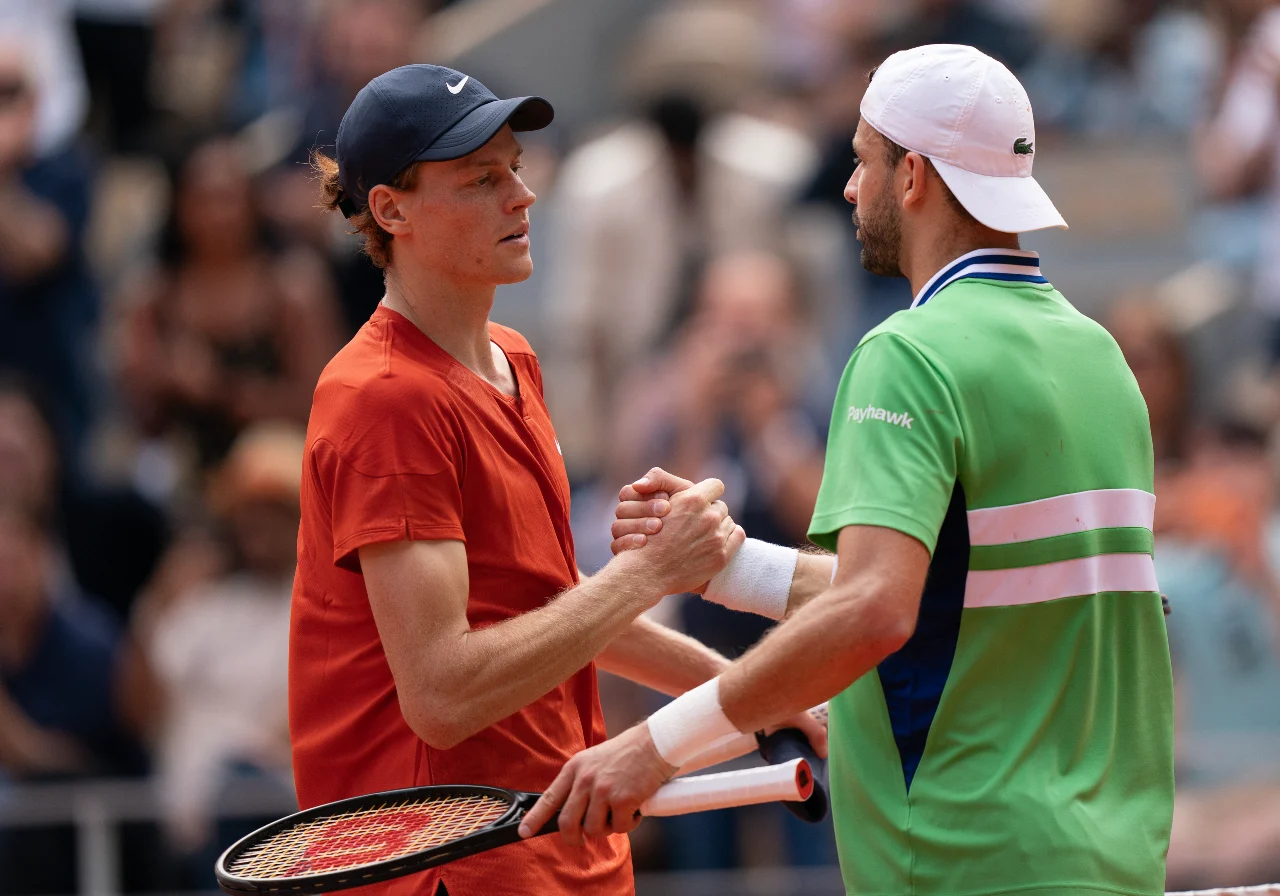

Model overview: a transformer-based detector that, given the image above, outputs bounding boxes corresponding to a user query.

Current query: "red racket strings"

[227,794,510,879]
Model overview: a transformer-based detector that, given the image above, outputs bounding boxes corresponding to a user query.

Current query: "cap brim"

[931,158,1068,234]
[417,96,554,162]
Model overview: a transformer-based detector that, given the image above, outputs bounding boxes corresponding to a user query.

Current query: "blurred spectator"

[766,0,888,87]
[0,43,99,461]
[615,250,827,544]
[116,135,341,474]
[0,501,152,894]
[888,0,1038,70]
[1195,0,1280,358]
[261,0,428,334]
[0,0,87,155]
[0,503,144,781]
[74,0,166,154]
[0,501,147,779]
[1017,0,1217,136]
[291,0,425,158]
[134,422,299,868]
[534,1,820,483]
[231,0,324,123]
[611,247,826,687]
[589,249,834,871]
[795,39,905,342]
[1109,299,1280,889]
[1107,299,1195,469]
[572,249,828,571]
[1158,425,1280,888]
[544,93,816,481]
[0,375,167,621]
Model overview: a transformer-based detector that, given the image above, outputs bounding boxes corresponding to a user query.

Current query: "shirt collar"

[911,248,1046,309]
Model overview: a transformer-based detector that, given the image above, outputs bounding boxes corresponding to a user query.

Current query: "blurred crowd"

[0,0,1278,891]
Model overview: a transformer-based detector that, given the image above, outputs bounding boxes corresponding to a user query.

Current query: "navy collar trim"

[912,249,1048,309]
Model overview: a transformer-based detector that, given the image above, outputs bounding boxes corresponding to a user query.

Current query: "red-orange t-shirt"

[290,305,632,895]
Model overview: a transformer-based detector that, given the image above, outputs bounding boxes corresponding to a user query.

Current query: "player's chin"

[491,253,534,284]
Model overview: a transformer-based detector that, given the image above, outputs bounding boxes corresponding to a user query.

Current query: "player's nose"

[509,176,536,213]
[844,165,862,205]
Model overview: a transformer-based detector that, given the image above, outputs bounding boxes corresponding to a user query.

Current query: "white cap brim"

[931,158,1068,234]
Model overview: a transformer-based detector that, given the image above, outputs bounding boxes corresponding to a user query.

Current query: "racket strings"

[226,794,510,879]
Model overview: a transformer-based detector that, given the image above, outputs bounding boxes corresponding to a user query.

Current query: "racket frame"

[215,784,552,895]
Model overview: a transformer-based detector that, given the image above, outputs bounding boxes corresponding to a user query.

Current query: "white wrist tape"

[646,678,742,768]
[703,538,799,620]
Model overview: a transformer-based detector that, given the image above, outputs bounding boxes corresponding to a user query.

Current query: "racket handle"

[757,727,829,824]
[642,758,813,817]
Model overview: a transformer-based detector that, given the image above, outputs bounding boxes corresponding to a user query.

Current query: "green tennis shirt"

[808,250,1174,896]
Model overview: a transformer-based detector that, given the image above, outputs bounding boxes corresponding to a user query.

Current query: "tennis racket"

[216,726,825,894]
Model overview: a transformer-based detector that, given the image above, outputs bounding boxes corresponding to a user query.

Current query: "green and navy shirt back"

[809,249,1174,896]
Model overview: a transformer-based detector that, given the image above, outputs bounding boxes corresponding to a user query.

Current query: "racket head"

[215,785,538,895]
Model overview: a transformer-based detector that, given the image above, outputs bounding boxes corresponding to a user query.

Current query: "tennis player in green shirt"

[523,44,1175,896]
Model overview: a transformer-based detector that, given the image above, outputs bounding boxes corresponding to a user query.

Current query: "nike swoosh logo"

[447,76,469,95]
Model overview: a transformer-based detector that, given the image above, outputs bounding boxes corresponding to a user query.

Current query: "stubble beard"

[852,191,903,279]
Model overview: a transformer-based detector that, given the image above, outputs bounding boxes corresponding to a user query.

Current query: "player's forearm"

[596,616,729,696]
[718,576,915,735]
[785,551,834,616]
[413,553,659,747]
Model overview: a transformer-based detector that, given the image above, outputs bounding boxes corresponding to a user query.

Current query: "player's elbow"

[401,696,472,751]
[874,594,918,655]
[873,604,917,656]
[834,579,918,657]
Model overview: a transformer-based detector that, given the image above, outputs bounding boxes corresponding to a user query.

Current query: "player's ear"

[368,184,411,236]
[901,151,930,211]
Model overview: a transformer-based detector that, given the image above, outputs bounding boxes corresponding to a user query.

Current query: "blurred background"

[0,0,1278,893]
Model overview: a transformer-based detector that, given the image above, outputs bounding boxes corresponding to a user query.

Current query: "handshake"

[604,466,742,601]
[604,466,797,620]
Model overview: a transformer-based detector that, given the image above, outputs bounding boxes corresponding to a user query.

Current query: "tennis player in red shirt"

[291,65,825,896]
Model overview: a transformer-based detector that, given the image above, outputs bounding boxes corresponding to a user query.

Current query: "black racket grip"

[756,727,830,824]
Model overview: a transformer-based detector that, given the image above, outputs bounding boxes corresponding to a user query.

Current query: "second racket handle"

[640,758,813,817]
[757,727,830,824]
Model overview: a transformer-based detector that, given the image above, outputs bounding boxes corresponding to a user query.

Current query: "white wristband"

[703,538,799,620]
[646,678,741,768]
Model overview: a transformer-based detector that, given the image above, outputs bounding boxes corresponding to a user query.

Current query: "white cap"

[860,44,1067,233]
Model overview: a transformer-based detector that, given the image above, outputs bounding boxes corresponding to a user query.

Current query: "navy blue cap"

[334,64,553,217]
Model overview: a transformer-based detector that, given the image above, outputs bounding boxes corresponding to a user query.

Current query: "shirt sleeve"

[808,332,963,555]
[310,390,467,572]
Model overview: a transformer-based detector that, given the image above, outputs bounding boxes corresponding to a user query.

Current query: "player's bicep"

[359,539,470,707]
[834,525,930,605]
[817,524,932,649]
